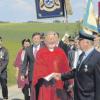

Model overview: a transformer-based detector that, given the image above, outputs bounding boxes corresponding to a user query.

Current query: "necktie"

[34,47,38,58]
[77,52,85,69]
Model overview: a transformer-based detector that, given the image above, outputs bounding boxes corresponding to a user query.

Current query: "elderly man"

[0,37,9,100]
[54,30,100,100]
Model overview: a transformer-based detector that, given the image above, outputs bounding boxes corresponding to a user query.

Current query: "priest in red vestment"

[31,32,71,100]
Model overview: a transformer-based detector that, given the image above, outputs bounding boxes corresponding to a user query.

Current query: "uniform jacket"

[58,40,70,56]
[61,49,100,100]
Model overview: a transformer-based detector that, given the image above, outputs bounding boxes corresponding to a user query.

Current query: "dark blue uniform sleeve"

[61,69,75,81]
[94,60,100,100]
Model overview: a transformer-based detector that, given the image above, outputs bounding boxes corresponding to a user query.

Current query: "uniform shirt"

[82,47,94,62]
[33,44,40,57]
[73,49,82,68]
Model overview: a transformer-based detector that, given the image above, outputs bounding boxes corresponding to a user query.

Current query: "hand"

[53,73,61,80]
[67,84,73,92]
[21,75,25,81]
[25,70,28,76]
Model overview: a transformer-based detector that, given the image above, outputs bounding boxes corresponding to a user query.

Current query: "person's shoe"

[3,97,8,100]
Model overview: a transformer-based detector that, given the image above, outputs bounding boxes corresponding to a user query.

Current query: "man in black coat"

[21,32,44,100]
[55,32,70,57]
[55,32,73,99]
[68,36,82,69]
[54,30,100,100]
[0,37,9,100]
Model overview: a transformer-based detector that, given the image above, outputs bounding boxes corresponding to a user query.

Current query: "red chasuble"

[32,47,71,100]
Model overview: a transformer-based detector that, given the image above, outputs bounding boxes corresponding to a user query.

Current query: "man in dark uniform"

[54,30,100,100]
[0,37,9,100]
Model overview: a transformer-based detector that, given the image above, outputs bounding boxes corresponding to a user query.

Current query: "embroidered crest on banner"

[40,0,60,12]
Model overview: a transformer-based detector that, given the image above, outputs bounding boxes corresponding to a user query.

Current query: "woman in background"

[14,38,31,100]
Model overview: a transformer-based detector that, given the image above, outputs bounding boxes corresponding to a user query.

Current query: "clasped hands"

[52,73,62,80]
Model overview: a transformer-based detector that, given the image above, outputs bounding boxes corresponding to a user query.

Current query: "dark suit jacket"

[58,41,72,92]
[68,49,75,68]
[21,44,44,81]
[0,47,9,79]
[61,49,100,100]
[58,40,70,56]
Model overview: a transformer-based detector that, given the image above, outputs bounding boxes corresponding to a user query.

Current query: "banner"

[35,0,65,19]
[82,0,98,33]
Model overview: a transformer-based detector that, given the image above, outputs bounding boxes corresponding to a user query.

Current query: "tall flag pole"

[82,0,98,33]
[82,0,86,16]
[64,0,73,15]
[82,0,88,9]
[98,1,100,16]
[98,1,100,33]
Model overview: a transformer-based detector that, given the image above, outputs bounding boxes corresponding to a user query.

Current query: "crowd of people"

[0,29,100,100]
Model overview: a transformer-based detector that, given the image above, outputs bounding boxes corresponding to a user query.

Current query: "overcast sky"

[0,0,99,22]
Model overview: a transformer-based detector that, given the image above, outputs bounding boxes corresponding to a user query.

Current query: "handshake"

[54,73,62,80]
[44,73,62,81]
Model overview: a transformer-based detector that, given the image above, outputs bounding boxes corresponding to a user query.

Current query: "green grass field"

[0,22,79,85]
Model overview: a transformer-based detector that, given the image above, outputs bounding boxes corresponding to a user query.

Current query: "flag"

[35,0,65,19]
[82,0,98,33]
[64,0,73,15]
[83,0,88,8]
[98,1,100,32]
[98,1,100,16]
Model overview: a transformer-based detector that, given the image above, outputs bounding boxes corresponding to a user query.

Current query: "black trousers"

[22,84,30,100]
[22,81,32,100]
[0,77,8,99]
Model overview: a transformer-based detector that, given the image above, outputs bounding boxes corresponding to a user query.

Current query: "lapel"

[30,45,34,56]
[73,50,75,59]
[77,49,95,71]
[82,49,95,65]
[69,50,75,61]
[71,50,75,61]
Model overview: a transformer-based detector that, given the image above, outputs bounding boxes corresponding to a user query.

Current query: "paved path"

[0,85,24,100]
